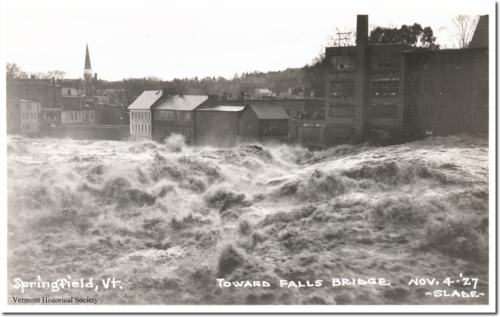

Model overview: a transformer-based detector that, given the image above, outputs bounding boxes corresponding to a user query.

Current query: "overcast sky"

[2,1,493,81]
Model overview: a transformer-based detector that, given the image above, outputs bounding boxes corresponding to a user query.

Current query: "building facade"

[194,106,245,147]
[6,99,41,134]
[128,90,163,141]
[402,47,488,137]
[238,104,289,143]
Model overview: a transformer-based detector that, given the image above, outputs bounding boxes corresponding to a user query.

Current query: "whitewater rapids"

[7,134,489,305]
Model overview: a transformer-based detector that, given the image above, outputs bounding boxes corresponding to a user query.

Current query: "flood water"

[7,134,489,305]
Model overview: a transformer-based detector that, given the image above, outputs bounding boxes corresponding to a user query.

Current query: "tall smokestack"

[354,15,369,142]
[356,15,369,47]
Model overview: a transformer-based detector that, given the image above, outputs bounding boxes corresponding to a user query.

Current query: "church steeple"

[84,43,92,79]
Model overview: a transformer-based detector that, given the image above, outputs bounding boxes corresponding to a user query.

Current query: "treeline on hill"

[100,22,439,106]
[99,68,309,107]
[8,22,442,107]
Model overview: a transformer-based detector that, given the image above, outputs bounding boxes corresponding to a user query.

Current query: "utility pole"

[336,32,352,46]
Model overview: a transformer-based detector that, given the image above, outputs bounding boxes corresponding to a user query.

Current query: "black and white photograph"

[1,0,495,314]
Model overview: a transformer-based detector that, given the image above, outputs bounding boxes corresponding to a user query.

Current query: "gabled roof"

[254,88,273,93]
[154,95,209,111]
[249,104,289,120]
[128,90,162,110]
[197,105,245,112]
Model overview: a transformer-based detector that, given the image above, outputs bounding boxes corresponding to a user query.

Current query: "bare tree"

[47,70,67,80]
[6,63,28,79]
[446,15,479,49]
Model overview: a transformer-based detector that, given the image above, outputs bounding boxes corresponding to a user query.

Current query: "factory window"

[370,103,398,118]
[329,104,354,117]
[331,55,356,73]
[389,82,399,95]
[371,81,398,96]
[330,82,355,97]
[330,82,354,97]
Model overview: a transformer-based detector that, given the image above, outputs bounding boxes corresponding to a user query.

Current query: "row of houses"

[128,89,291,146]
[6,45,126,135]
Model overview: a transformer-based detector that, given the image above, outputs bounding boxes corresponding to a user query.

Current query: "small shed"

[238,103,289,143]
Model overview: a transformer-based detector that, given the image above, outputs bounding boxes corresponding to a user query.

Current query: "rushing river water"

[7,134,489,305]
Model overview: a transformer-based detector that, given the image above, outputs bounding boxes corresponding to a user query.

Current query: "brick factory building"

[290,14,489,148]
